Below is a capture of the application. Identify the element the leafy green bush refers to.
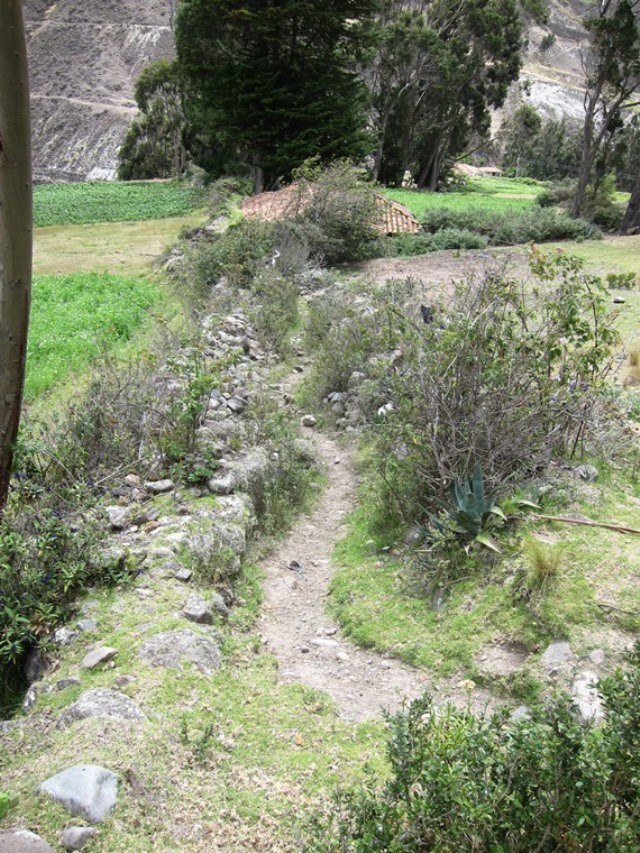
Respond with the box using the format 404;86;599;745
387;229;488;256
421;206;599;245
185;219;275;297
606;272;638;289
249;268;299;357
313;645;640;851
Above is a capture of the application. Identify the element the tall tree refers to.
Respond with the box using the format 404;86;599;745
571;0;640;217
0;0;32;514
620;171;640;233
175;0;377;193
118;60;188;180
369;0;523;188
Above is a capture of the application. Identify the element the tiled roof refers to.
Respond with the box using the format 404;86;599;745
241;183;420;235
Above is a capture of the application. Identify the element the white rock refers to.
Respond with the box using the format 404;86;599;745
38;765;118;823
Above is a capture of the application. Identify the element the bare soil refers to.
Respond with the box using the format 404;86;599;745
258;421;497;722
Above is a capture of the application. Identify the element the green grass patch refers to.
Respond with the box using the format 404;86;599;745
328;468;640;688
34;180;202;227
26;273;161;399
385;177;543;219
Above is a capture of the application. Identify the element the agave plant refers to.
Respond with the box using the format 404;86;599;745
444;463;506;551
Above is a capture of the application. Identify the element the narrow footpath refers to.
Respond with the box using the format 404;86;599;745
258;427;428;722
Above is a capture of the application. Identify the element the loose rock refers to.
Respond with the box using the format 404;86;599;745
144;479;175;494
105;506;130;531
138;630;221;674
53;627;78;646
59;689;145;728
37;765;118;823
60;827;97;852
80;647;118;670
174;567;193;582
572;670;604;724
182;595;213;625
301;415;317;428
540;641;577;674
0;830;54;852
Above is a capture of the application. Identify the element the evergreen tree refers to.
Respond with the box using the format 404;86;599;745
175;0;376;192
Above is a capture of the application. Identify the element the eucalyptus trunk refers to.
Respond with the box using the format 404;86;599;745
619;171;640;234
0;0;32;513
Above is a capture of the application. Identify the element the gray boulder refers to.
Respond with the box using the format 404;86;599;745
60;827;96;851
182;595;213;625
138;630;221;674
540;641;577;674
59;689;145;728
105;506;130;531
37;765;118;823
144;479;175;494
0;830;53;852
80;647;118;670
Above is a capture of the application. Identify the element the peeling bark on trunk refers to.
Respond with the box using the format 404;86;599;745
0;0;32;513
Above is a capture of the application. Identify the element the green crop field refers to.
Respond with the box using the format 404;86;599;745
26;273;160;400
34;180;202;228
385;177;544;218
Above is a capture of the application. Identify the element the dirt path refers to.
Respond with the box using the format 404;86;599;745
258;427;430;722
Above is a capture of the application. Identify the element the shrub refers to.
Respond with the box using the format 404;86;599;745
421;205;599;246
249;268;299;357
312;645;640;851
185;219;275;297
606;272;638;290
296;161;381;265
367;251;619;521
386;229;488;256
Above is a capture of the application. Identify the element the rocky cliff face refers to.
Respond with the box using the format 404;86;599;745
24;0;175;183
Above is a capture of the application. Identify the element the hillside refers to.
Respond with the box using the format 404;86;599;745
24;0;175;183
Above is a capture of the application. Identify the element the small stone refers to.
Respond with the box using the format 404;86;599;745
174;567;193;582
573;670;604;724
510;705;531;722
301;646;310;654
61;826;97;851
124;473;141;488
53;627;78;646
59;689;145;728
347;370;366;390
76;619;98;633
81;647;118;670
37;764;118;823
572;464;599;482
612;296;626;304
588;648;606;667
105;506;130;531
182;595;213;625
56;677;82;691
311;638;339;648
541;641;577;673
23;684;39;711
211;592;231;619
24;647;48;684
226;397;245;413
336;652;350;663
301;415;316;427
113;675;136;689
0;830;54;852
144;479;175;494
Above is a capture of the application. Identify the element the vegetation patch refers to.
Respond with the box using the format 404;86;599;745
385;177;543;219
26;273;160;399
34;181;202;228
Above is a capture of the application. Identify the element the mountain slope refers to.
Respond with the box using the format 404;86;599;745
24;0;175;182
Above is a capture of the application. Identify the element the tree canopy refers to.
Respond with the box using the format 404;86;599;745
368;0;523;188
175;0;377;191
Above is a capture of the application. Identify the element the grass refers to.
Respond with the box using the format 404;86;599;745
34;180;203;228
33;214;205;276
26;273;161;400
385;177;544;219
327;465;640;691
0;518;386;851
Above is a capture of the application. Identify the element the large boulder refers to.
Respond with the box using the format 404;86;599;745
59;689;145;728
0;830;54;852
37;765;118;824
138;630;221;674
